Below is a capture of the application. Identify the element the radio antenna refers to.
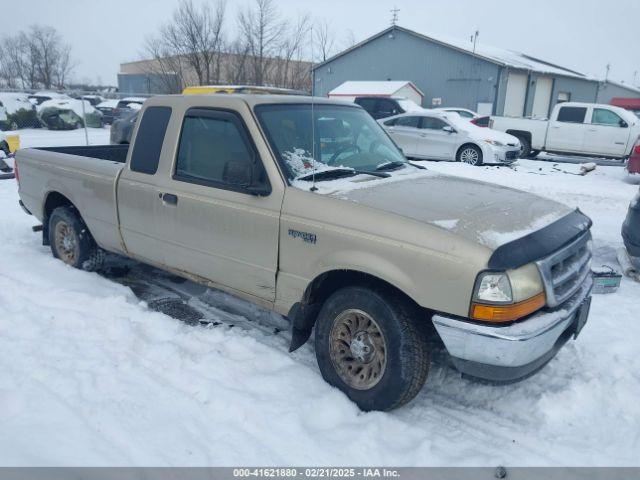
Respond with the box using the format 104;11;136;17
310;25;317;192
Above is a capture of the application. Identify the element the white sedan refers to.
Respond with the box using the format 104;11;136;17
379;111;521;166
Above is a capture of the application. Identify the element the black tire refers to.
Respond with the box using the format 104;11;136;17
456;144;483;166
48;206;104;271
314;286;430;411
517;136;532;158
526;149;540;159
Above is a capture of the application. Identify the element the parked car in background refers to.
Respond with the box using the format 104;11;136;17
110;109;138;144
0;93;40;130
96;99;119;125
380;111;520;166
354;96;423;119
28;91;69;106
627;137;640;175
114;97;145;119
490;102;640;159
433;107;479;119
610;97;640;119
82;95;105;107
622;188;640;270
38;99;103;130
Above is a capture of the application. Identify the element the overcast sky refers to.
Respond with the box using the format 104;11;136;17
5;0;640;87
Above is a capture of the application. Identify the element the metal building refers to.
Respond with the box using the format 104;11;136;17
313;26;611;118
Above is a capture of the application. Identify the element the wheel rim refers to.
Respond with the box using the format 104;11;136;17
329;309;387;390
54;221;79;265
460;148;479;165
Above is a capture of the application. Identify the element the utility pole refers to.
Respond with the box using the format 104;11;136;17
390;6;399;26
605;63;611;82
471;30;479;55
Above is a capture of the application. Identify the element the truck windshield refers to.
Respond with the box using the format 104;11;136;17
255;103;407;181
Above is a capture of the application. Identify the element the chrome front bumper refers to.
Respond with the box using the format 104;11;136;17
432;276;593;382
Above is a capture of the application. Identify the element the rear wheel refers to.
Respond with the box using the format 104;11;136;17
314;286;430;411
517;136;532;158
48;206;104;271
457;144;483;166
526;149;540;159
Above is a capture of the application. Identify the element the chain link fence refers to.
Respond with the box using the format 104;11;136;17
0;89;154;148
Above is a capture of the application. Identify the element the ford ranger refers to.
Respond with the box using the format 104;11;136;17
15;94;593;411
490;102;640;159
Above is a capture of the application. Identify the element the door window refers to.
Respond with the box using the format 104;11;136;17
129;106;172;174
420;117;449;130
174;110;265;191
592;108;624;126
394;116;420;128
556;106;587;123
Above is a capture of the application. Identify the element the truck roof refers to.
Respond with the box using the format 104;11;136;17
144;94;359;110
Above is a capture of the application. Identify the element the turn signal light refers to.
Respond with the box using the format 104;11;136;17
471;292;546;323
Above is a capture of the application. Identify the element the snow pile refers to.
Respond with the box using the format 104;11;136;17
0;93;34;114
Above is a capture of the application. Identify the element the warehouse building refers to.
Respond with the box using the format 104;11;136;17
313;26;640;118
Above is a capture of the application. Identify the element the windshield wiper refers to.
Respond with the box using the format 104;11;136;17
375;161;407;172
296;168;390;182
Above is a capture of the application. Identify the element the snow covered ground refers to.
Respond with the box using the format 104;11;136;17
1;130;640;466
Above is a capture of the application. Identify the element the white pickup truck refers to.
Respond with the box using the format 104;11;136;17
15;94;594;411
490;102;640;159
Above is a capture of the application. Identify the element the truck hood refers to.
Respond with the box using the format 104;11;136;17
333;173;572;250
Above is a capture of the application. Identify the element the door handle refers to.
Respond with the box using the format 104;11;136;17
160;193;178;205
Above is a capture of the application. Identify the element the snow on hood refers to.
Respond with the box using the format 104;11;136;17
37;98;99;117
328;172;572;250
97;99;118;109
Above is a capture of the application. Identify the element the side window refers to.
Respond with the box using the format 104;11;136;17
174;110;260;190
421;117;449;130
592;108;623;126
556;106;587;123
129;106;172;174
395;116;420;128
383;118;397;126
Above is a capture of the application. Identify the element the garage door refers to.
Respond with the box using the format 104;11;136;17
503;72;528;117
531;77;553;118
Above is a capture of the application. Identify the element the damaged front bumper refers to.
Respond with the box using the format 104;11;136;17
432;276;593;382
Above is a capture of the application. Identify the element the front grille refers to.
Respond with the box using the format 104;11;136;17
506;150;518;160
536;232;592;307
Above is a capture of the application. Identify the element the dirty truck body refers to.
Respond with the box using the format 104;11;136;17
16;94;593;411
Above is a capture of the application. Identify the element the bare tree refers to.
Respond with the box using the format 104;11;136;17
274;14;311;89
314;19;336;62
237;0;287;85
144;0;227;90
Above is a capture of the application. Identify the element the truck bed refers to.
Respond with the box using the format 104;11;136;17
36;144;129;163
16;145;127;255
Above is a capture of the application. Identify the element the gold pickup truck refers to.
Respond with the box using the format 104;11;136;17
15;94;593;411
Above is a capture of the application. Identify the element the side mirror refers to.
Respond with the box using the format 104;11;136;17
223;158;271;196
443;126;456;134
620;120;629;128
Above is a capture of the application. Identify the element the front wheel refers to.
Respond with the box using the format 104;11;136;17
457;144;483;166
48;206;104;271
314;286;430;411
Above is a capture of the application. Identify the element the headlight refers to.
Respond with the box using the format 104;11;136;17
475;272;512;303
471;265;546;323
484;139;505;147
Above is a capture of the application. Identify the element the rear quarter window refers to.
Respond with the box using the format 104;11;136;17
129;106;172;175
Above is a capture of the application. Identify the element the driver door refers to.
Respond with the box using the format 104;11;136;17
414;116;457;160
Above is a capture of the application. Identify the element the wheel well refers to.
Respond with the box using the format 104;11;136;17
456;142;482;159
506;130;532;144
288;269;436;351
42;192;75;245
0;141;9;154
